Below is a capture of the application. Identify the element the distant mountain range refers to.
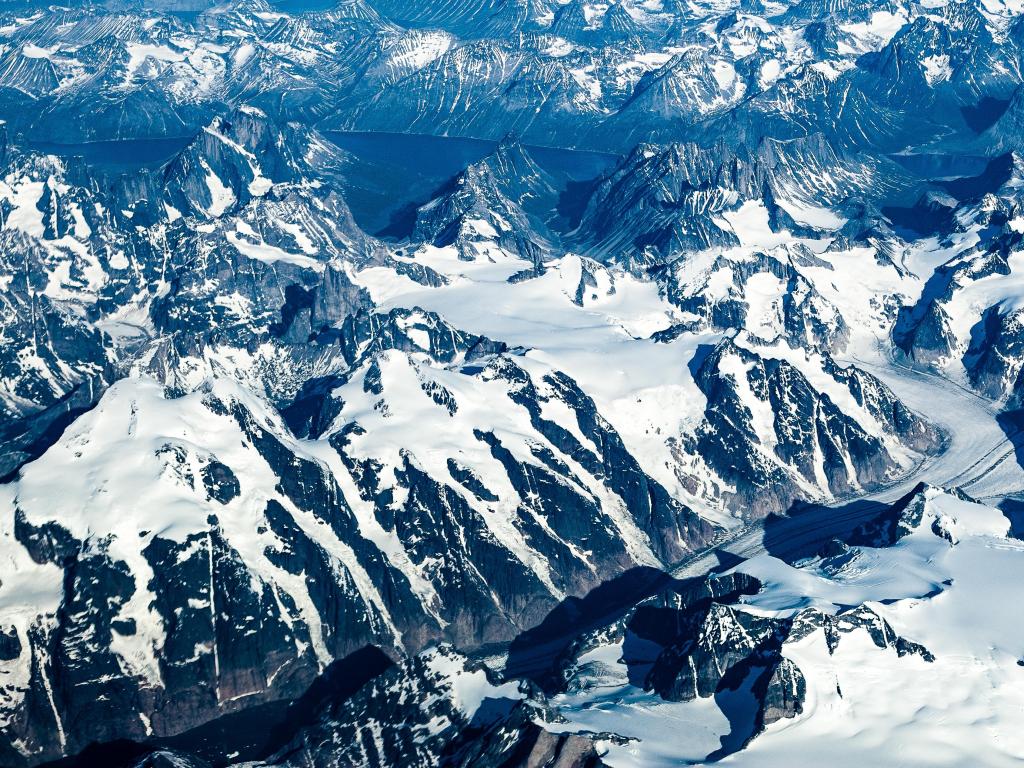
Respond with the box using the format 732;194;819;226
0;1;1023;766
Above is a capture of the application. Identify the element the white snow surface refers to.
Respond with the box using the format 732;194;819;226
5;375;406;689
354;247;715;510
423;646;524;721
552;489;1024;767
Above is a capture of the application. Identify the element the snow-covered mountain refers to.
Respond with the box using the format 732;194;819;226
0;0;1022;766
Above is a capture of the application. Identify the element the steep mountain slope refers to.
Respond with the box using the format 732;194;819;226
545;485;1024;767
180;486;1024;768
